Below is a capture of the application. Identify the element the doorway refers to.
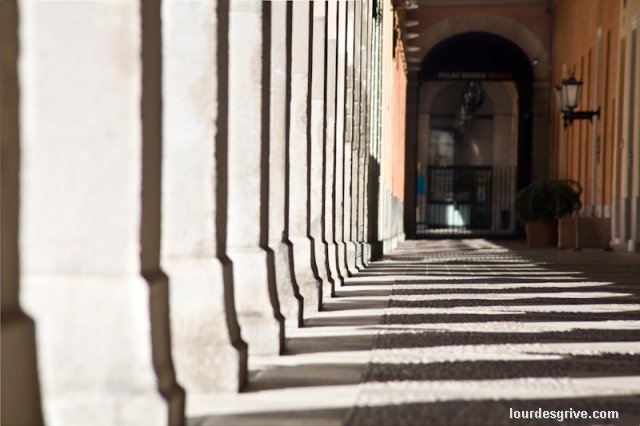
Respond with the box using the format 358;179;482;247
409;32;534;238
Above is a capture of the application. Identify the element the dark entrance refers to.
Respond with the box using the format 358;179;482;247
426;165;492;229
408;32;533;238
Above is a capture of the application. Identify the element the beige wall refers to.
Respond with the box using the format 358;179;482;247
379;1;408;245
551;0;639;250
550;0;621;211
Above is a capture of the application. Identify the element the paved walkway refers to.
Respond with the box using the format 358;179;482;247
190;240;640;426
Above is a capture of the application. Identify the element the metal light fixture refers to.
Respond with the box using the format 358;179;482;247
556;74;600;127
394;0;418;9
455;81;485;130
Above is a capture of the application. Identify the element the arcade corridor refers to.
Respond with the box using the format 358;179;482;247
2;0;640;425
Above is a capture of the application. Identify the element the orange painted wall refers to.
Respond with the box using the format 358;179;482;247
392;37;407;200
550;0;620;208
381;5;407;203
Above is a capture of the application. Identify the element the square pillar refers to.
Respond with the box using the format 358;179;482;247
288;1;323;314
309;0;333;300
161;0;247;390
0;1;44;423
357;0;372;266
334;0;350;282
19;1;182;423
350;0;364;272
343;0;359;275
268;1;304;327
323;1;343;290
227;0;284;355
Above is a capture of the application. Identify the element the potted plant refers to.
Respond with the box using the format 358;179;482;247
514;179;582;247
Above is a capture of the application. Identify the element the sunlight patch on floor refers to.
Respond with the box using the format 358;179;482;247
356;376;640;406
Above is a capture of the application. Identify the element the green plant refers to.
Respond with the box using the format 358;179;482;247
514;179;582;224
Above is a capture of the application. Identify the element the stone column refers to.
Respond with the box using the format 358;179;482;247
19;1;182;423
288;1;322;313
140;3;186;420
347;2;362;273
350;0;364;272
368;5;383;260
268;1;304;327
1;1;44;423
227;0;284;355
358;1;371;266
161;0;247;390
334;0;349;282
309;0;333;299
323;1;342;291
343;0;359;275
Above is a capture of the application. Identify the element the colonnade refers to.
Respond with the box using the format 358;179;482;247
0;0;407;424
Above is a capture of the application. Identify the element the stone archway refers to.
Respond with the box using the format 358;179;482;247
404;15;552;237
414;80;520;235
413;14;550;81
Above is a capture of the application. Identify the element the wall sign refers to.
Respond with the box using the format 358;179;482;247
436;71;513;80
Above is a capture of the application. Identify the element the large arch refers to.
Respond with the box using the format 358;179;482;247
415;80;520;235
411;14;550;81
404;15;552;238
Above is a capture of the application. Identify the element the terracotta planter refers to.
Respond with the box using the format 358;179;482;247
558;218;577;249
576;217;611;249
557;217;612;249
525;221;558;247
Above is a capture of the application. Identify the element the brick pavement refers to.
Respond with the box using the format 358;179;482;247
191;239;640;426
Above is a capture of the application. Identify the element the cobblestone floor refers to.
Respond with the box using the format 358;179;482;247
190;239;640;426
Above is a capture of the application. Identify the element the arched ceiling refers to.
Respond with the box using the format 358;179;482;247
419;32;534;83
396;2;552;81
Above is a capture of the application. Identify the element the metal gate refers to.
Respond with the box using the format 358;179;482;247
416;165;516;237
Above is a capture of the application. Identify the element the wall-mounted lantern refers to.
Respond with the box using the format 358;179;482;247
455;81;485;130
555;74;600;127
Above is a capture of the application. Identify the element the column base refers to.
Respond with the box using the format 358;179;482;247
361;242;372;265
335;241;349;286
290;237;322;314
22;275;178;425
228;248;284;356
325;241;342;293
164;258;247;391
627;239;640;252
631;196;640;246
313;239;334;300
1;310;44;425
268;240;303;328
382;233;404;255
369;241;384;260
355;242;366;270
618;197;632;242
345;241;359;276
